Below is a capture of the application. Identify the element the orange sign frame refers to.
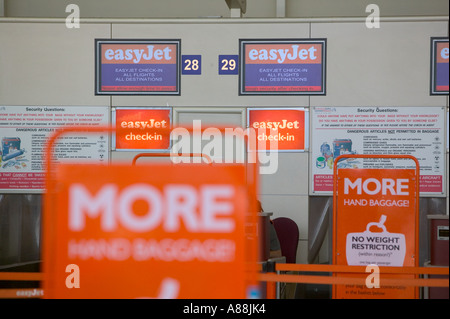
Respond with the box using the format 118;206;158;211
43;126;259;299
332;154;420;299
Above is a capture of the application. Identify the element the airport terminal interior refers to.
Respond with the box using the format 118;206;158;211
0;0;448;299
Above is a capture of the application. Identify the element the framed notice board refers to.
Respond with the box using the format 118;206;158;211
95;39;181;95
239;38;326;95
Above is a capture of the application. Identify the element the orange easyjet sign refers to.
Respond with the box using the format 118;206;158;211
333;168;419;299
247;108;308;151
113;107;171;151
43;163;258;298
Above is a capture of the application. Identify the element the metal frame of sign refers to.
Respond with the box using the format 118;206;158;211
111;107;172;152
239;38;327;95
95;39;181;95
246;107;309;152
430;37;449;95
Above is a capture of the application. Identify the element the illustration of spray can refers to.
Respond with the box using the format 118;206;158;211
320;142;330;156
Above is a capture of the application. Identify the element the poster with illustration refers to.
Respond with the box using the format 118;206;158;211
0;106;109;192
95;39;181;95
311;106;445;195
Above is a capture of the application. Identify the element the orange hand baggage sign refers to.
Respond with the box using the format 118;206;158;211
43;163;259;299
333;155;420;299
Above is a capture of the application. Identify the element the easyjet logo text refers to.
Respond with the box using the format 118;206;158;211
104;46;173;63
68;184;236;233
247;45;319;64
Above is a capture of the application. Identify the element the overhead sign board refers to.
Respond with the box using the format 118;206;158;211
239;39;326;95
311;106;446;195
430;37;449;95
95;39;181;95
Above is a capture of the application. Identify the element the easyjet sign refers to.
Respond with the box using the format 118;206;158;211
113;107;171;151
247;108;308;151
43;163;258;299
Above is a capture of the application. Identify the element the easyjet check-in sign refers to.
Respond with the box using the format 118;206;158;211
334;168;418;299
247;108;308;151
43;163;258;298
113;107;171;151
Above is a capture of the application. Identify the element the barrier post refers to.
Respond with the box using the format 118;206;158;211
263;260;277;299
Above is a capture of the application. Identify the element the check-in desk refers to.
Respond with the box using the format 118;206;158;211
258;212;272;261
258;212;286;298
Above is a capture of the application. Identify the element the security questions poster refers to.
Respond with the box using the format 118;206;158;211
0;106;109;191
311;106;446;195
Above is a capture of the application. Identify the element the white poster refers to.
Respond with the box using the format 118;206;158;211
311;106;446;195
0;106;109;192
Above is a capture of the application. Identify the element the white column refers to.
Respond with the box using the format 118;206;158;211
276;0;286;18
225;0;246;18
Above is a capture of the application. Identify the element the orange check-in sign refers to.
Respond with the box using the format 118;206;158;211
114;107;171;151
43;163;258;298
334;168;418;299
247;108;307;151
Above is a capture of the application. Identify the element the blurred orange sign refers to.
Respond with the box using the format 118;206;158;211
114;107;171;151
333;168;418;299
43;163;258;298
